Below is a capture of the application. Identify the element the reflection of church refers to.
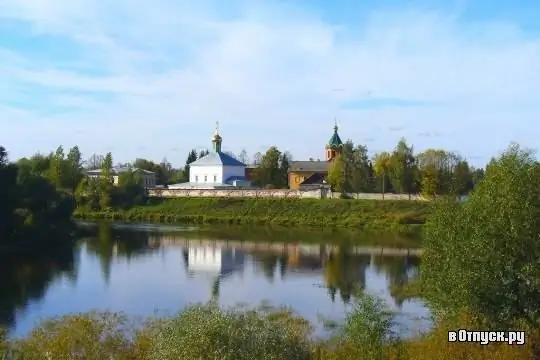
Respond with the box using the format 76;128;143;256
183;245;245;299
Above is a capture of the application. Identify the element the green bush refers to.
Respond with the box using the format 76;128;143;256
2;300;538;359
149;304;313;360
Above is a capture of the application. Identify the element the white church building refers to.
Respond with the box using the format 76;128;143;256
168;123;251;189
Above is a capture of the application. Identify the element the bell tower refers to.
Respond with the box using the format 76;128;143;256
325;118;343;161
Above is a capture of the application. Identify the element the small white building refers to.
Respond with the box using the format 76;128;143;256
168;123;251;189
86;167;156;188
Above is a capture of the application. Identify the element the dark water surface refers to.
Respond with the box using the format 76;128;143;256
1;222;430;338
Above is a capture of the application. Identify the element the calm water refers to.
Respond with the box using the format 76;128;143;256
1;222;430;338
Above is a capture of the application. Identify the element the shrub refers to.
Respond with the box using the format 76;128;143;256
148;304;313;360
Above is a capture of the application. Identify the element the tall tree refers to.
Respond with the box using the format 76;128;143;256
238;149;249;164
101;152;113;183
252;152;262;165
423;144;540;330
257;146;282;188
65;146;83;191
388;138;417;195
86;154;104;170
278;151;291;188
0;147;18;238
183;149;198;182
99;153;114;210
372;151;392;197
327;155;346;193
198;149;209;158
452;160;473;196
48;146;65;189
349;144;373;193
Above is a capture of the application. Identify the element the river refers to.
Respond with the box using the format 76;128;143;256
0;221;431;338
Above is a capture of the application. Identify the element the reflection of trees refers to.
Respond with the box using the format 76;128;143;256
84;222;156;284
372;254;421;307
278;254;287;280
323;247;370;304
0;246;76;330
211;277;220;301
251;252;279;282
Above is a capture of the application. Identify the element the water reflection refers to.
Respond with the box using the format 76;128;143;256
0;247;76;329
2;222;429;338
84;222;162;284
184;246;246;300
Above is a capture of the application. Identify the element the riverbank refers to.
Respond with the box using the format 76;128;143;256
1;302;535;359
73;197;431;235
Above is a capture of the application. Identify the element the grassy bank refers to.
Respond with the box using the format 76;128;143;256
73;197;431;235
2;300;536;360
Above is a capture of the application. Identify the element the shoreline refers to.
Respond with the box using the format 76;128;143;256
73;197;431;236
77;219;424;247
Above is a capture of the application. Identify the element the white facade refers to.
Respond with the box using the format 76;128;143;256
189;164;246;185
189;165;224;184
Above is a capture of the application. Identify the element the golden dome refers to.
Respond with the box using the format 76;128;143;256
212;121;222;142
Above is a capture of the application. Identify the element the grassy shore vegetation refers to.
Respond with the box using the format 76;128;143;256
74;197;432;234
3;144;540;359
1;298;536;360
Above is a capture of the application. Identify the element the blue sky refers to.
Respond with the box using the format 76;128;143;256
1;0;539;167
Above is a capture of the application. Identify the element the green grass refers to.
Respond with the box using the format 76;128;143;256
74;197;432;235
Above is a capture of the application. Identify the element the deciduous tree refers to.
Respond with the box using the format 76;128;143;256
422;144;540;329
327;154;346;193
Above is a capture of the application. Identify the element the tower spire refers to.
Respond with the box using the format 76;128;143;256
326;118;343;161
212;122;222;152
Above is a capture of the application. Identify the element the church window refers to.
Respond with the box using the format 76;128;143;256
204;175;207;182
213;175;217;182
195;176;198;182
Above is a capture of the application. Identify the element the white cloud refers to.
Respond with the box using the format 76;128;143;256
1;1;539;166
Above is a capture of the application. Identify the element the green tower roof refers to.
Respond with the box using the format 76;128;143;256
327;123;343;148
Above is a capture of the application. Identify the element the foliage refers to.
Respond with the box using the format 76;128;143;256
327;155;346;193
2;300;536;359
0;146;75;247
422;144;540;329
328;294;397;360
388;138;417;194
149;304;312;360
372;151;392;195
134;157;182;185
251;147;291;188
183;149;198;182
74;197;431;234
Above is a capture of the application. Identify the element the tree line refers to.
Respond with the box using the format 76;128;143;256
0;146;75;247
4;137;488;209
327;137;485;197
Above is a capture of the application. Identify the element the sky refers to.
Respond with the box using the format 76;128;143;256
1;0;539;167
